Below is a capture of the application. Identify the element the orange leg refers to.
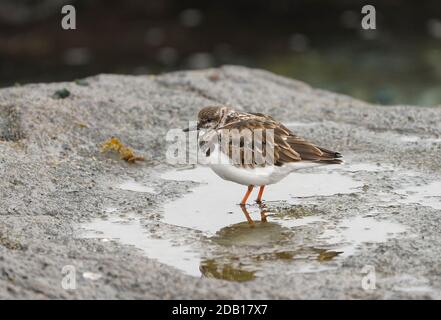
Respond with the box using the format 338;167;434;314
256;186;265;203
240;185;254;205
240;204;255;226
258;202;268;222
260;211;267;223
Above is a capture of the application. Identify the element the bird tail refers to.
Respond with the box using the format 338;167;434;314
314;147;343;164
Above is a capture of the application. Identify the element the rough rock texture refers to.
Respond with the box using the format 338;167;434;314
1;65;441;299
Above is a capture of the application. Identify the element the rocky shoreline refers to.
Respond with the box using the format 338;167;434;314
1;66;441;299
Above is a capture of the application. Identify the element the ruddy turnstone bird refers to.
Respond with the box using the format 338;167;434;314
184;106;343;205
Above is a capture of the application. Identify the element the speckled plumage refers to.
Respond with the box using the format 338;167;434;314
194;105;343;204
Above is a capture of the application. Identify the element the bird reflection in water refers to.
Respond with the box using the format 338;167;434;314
240;203;268;226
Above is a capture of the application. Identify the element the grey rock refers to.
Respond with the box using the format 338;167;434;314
1;65;441;299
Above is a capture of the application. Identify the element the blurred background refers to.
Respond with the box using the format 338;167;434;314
1;0;441;106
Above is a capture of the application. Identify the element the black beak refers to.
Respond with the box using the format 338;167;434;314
183;123;200;132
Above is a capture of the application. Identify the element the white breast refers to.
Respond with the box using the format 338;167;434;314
200;144;292;186
199;143;330;186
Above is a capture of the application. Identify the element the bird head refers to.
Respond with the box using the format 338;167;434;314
183;105;228;131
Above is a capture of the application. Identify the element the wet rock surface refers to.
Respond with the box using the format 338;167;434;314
1;66;441;299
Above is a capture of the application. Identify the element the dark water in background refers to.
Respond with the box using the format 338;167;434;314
262;38;441;106
1;0;441;107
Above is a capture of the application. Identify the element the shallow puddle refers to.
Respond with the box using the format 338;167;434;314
81;213;201;276
118;180;155;193
320;216;406;257
340;163;393;172
398;135;441;144
79;164;413;282
199;259;257;281
161;166;362;234
80;211;341;280
396;181;441;210
392;275;435;295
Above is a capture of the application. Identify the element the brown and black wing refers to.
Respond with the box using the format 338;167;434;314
219;113;342;166
277;121;342;164
218;115;300;167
